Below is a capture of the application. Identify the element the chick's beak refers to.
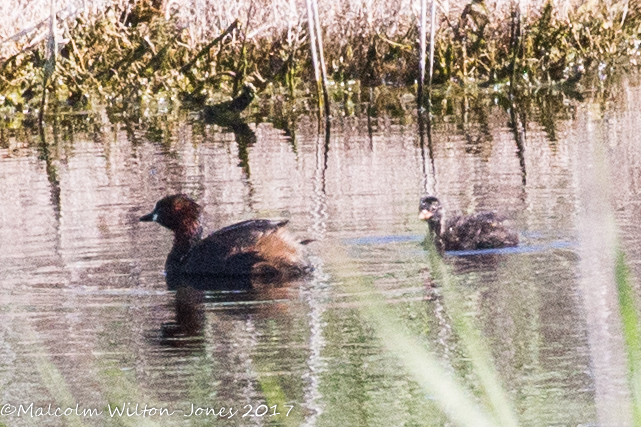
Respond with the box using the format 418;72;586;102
418;209;433;220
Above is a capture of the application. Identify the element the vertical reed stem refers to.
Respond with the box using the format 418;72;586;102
40;0;57;128
509;0;521;86
233;0;254;96
429;0;436;84
417;0;427;107
419;0;437;193
305;0;330;118
305;0;321;109
311;0;330;118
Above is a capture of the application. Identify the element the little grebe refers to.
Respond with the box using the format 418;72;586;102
140;194;310;283
419;196;519;251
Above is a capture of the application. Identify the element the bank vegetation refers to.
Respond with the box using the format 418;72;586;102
0;0;639;123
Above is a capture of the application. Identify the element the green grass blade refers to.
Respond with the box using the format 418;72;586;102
423;236;519;427
616;247;641;426
329;245;500;427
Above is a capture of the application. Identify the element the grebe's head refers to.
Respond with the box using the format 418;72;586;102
140;194;202;232
418;196;442;223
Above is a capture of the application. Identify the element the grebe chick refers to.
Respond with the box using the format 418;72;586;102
419;196;519;251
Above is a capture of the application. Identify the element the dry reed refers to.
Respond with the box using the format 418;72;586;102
0;0;639;117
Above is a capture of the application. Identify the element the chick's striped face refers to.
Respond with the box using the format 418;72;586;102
419;197;441;221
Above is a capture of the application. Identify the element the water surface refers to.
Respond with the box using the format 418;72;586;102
1;80;641;426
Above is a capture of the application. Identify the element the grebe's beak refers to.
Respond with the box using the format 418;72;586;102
418;209;433;220
139;211;156;222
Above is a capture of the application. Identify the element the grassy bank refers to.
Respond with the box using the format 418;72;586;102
0;0;639;121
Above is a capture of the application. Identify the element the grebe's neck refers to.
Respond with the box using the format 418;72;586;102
166;221;203;271
427;217;445;252
427;218;442;237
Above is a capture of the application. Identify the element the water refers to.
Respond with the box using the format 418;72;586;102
2;79;641;426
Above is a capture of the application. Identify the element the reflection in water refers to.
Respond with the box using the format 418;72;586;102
160;280;302;345
418;109;436;195
304;123;331;426
4;80;641;425
344;234;571;255
38;117;61;214
207;117;258;208
311;121;330;241
166;273;254;292
202;117;258;181
574;104;633;425
446;241;572;256
160;286;205;344
506;89;528;187
300;257;329;426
